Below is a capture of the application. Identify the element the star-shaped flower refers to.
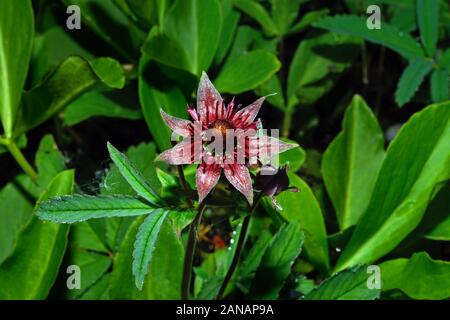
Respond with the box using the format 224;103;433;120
156;72;297;205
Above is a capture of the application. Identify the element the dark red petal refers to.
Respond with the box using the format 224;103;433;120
196;163;222;203
255;135;298;164
160;109;193;137
231;96;266;128
224;164;253;205
156;139;201;165
197;72;223;126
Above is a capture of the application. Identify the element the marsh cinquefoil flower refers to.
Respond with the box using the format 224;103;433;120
156;72;297;205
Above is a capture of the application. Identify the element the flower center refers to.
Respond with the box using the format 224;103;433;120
212;120;232;137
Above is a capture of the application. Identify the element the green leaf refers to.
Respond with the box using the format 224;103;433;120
62;0;143;61
109;216;183;299
35;134;66;189
417;0;439;56
143;0;222;75
214;0;240;65
65;250;112;299
278;139;306;172
264;173;330;273
430;68;449;103
336;102;450;271
139;55;188;151
14;56;125;137
288;9;330;35
287;30;360;107
304;265;380;300
395;57;433;107
0;170;74;299
133;209;169;289
249;222;304;299
270;0;303;36
78;273;111;300
314;15;424;60
63;90;142;126
380;252;450;299
233;0;277;36
107;142;162;206
101;142;161;198
0;0;34;138
36;195;155;224
322;95;385;230
90;58;125;89
426;216;450;240
0;174;36;264
215;50;281;94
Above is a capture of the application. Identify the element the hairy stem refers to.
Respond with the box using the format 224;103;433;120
216;195;263;299
181;200;206;300
4;139;38;184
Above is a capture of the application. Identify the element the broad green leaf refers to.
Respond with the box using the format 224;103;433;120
107;142;162;205
0;0;34;138
133;209;169;289
62;0;143;61
430;69;449;103
427;216;450;240
64;250;112;299
36;195;155;224
304;265;380;300
249;223;304;299
214;0;240;65
35;134;66;189
417;0;439;56
78;273;111;300
288;9;330;35
278;139;306;172
169;209;196;235
143;0;222;76
322;95;385;230
0;174;36;264
395;58;433;107
109;216;183;299
90;58;126;89
264;173;330;273
125;0;171;27
63;90;142;125
0;170;74;299
270;0;303;36
215;50;281;94
336;102;450;271
235;230;272;293
387;182;450;255
287;30;360;108
14;56;125;137
233;0;277;36
139;55;188;151
380;252;450;299
70;222;109;254
314;15;424;60
255;75;285;110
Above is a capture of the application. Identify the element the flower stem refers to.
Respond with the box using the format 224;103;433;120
282;107;293;138
3;139;38;184
181;200;206;300
216;195;263;299
177;165;193;207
